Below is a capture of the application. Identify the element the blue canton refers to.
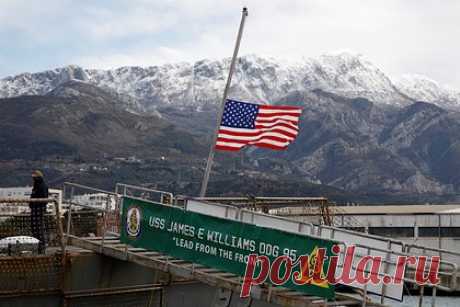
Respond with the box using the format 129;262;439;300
221;99;259;129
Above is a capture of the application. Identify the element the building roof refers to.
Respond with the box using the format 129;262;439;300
274;204;460;216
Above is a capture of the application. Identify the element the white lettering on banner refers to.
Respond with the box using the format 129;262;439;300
234;253;250;263
149;216;165;229
167;221;195;237
206;230;256;252
219;248;233;260
148;215;297;265
173;237;194;250
195;242;218;255
197;228;205;239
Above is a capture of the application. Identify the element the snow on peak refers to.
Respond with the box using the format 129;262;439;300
299;52;402;104
0;65;90;98
1;53;459;111
56;65;90;83
395;74;460;109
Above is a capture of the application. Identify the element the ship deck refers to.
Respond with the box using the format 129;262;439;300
66;235;383;307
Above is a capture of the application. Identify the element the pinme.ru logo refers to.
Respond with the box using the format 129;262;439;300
240;244;440;297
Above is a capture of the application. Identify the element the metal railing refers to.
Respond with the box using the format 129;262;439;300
62;183;121;253
0;197;65;256
115;183;173;205
184;197;460;297
60;183;460;304
63;182;174;238
62;182;176;251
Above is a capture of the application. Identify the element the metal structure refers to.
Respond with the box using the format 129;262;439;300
2;184;460;306
115;183;173;205
185;199;460;301
0;197;65;301
196;196;333;225
0;198;65;256
63;183;375;306
63;183;460;306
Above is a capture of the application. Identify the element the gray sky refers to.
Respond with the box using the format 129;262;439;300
1;0;459;88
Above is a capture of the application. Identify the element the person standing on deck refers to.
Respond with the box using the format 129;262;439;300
30;170;49;254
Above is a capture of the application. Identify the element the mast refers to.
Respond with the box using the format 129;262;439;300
199;7;249;197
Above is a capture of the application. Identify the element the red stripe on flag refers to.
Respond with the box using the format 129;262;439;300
255;118;298;124
257;112;302;117
218;128;297;138
217;135;292;144
259;105;302;111
218;129;262;137
255;122;299;131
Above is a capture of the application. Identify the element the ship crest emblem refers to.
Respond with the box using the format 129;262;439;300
126;206;142;237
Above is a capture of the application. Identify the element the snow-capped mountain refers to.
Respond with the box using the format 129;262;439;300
1;52;459;111
2;54;460;199
0;65;90;98
395;74;460;110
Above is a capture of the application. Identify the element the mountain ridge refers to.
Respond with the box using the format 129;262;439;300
1;53;459;112
0;81;206;160
1;54;460;200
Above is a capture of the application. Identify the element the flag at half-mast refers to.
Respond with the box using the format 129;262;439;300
215;99;302;151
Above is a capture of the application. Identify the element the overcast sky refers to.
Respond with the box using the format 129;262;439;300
1;0;459;88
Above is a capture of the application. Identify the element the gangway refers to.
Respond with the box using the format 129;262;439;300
63;183;374;306
61;183;460;307
66;235;371;307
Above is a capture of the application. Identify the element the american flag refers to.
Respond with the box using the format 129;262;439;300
215;99;302;151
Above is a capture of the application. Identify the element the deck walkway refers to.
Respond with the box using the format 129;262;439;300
67;235;383;307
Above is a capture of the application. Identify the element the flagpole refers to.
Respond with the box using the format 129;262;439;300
199;7;249;197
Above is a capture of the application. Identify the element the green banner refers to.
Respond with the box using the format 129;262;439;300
120;197;335;299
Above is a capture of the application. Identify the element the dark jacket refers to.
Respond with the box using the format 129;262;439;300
30;177;49;207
